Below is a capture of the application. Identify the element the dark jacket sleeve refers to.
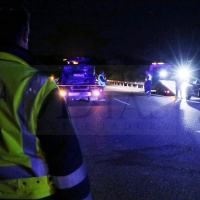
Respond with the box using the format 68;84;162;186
36;88;91;200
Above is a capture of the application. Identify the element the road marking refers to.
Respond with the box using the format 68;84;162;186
174;98;200;104
108;85;143;92
174;99;181;103
114;98;130;105
187;100;200;104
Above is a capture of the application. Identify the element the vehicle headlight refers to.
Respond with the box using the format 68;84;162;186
177;68;191;79
159;70;168;78
92;89;100;96
59;89;67;97
175;63;195;80
50;76;54;80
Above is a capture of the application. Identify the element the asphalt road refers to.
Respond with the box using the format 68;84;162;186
67;85;200;200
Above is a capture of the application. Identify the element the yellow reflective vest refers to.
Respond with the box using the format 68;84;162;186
0;51;57;199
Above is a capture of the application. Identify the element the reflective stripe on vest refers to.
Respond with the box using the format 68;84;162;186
0;72;49;179
0;175;55;199
98;74;106;86
52;162;87;189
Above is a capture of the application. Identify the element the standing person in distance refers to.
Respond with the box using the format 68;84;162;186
98;70;106;101
174;70;186;99
145;70;152;96
175;78;183;99
0;0;91;199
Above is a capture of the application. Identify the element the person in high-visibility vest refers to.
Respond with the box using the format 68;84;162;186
144;70;152;96
0;1;91;199
98;71;106;100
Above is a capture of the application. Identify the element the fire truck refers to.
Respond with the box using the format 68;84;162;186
58;57;103;102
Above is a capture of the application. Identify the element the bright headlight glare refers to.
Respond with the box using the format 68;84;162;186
92;90;100;96
178;69;189;78
177;68;190;79
50;76;54;80
60;90;67;97
159;70;167;78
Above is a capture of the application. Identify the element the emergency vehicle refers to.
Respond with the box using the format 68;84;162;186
149;62;174;95
149;62;196;98
58;57;103;102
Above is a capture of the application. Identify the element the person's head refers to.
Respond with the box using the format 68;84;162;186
145;71;149;74
0;0;30;49
100;71;104;75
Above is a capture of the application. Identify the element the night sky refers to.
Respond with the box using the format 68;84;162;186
27;0;200;64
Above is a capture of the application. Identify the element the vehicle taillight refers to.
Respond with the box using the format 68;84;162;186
165;90;170;94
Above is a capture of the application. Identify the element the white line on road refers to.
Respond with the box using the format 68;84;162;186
196;130;200;133
174;99;181;103
107;85;143;92
114;98;130;105
187;100;200;104
174;98;200;104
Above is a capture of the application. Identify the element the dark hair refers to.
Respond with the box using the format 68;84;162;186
0;0;30;44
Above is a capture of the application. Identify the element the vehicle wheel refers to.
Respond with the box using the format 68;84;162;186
87;97;90;102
